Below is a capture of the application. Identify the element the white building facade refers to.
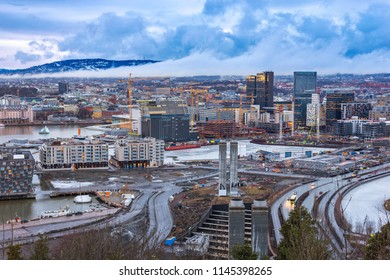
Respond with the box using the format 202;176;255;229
39;140;109;171
112;137;164;168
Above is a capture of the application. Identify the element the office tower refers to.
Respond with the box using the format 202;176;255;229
326;90;355;126
58;82;69;94
246;71;274;112
295;90;314;127
141;99;192;142
293;71;317;127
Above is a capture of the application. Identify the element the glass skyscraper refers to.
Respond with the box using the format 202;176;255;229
293;71;317;127
246;71;274;112
326;90;355;126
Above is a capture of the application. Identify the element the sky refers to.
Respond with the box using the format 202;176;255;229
0;0;389;76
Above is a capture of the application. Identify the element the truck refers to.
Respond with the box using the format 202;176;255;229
165;237;176;246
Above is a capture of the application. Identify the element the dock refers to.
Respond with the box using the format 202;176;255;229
49;189;96;198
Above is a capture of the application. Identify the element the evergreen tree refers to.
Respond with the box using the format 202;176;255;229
230;243;258;260
277;206;330;260
30;234;50;260
365;223;390;260
7;243;23;260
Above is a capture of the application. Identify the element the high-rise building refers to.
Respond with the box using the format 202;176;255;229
306;93;326;127
293;71;317;127
295;90;314;127
58;82;69;95
0;148;35;199
246;71;274;112
325;90;355;126
141;99;195;142
293;71;317;96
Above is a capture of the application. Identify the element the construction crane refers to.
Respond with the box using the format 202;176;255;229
246;92;256;126
223;95;252;127
190;88;208;131
291;96;295;137
117;74;134;133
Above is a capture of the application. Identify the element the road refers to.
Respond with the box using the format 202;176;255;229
147;183;182;245
271;162;390;258
2;166;227;250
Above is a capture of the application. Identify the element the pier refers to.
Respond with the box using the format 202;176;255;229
49;189;97;198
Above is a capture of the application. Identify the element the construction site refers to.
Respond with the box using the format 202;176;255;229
167;140;310;259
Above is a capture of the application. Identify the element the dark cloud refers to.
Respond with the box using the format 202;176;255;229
60;13;157;59
345;4;390;57
4;0;388;73
0;11;79;35
14;51;41;64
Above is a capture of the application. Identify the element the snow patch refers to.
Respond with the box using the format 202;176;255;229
51;180;94;189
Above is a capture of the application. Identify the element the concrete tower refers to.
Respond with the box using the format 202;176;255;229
218;142;227;196
251;199;269;259
229;141;239;196
228;199;245;256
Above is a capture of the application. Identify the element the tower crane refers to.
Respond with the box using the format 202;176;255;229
117;73;134;133
190;88;208;131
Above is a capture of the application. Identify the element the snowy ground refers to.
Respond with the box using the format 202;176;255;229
342;175;390;233
164;140;334;164
51;180;95;189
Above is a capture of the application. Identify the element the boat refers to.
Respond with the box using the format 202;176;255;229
74;128;86;140
74;135;86;140
41;206;70;219
74;194;92;203
165;143;201;151
0;123;5;128
39;126;50;134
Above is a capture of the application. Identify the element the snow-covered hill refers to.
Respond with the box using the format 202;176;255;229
0;59;159;76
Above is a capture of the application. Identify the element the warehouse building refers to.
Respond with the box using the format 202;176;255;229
293;155;355;171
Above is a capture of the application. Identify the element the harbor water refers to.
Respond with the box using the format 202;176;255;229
0;124;105;222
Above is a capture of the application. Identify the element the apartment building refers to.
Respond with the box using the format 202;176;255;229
39;140;109;171
112;137;164;168
0;148;35;199
0;95;33;124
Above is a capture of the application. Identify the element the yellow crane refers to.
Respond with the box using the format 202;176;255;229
190;88;208;131
117;74;134;133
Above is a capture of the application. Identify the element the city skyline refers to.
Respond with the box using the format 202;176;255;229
0;0;389;76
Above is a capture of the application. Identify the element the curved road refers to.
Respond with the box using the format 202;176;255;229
271;162;390;258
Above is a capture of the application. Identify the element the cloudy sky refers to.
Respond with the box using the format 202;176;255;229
0;0;389;76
